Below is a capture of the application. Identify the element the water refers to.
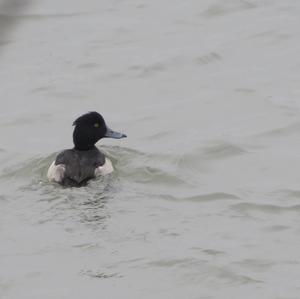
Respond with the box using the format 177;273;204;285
1;0;300;298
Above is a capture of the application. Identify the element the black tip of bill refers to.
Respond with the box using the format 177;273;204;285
105;128;127;139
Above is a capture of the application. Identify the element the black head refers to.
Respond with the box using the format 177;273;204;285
72;111;126;150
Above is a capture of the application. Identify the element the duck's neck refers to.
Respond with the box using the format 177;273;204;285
73;126;97;151
73;144;96;151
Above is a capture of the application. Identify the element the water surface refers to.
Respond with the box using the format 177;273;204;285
1;0;300;298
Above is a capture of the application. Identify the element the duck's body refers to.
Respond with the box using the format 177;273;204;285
47;146;113;186
47;112;126;186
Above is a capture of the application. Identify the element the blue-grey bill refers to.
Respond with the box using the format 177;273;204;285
105;127;127;139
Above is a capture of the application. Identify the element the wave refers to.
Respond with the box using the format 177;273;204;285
160;192;239;203
231;202;300;215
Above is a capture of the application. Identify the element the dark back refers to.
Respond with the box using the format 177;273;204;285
55;147;105;186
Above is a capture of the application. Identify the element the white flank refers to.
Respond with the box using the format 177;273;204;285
47;161;66;183
94;158;114;176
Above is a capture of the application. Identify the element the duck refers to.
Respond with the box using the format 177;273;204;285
47;111;126;186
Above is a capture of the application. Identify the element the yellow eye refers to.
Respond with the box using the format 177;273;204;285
94;123;100;128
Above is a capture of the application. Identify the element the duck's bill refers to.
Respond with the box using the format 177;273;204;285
105;127;127;139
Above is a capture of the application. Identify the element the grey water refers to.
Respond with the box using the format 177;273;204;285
1;0;300;298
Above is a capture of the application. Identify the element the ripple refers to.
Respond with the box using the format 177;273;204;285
263;225;290;232
0;12;89;21
253;122;300;139
127;56;185;78
249;29;291;44
136;63;166;77
201;249;225;256
103;146;191;187
231;202;300;215
201;141;247;160
161;192;239;203
0;154;53;181
210;269;263;285
80;270;122;279
23;182;113;228
190;247;225;256
147;257;199;268
200;0;257;18
194;52;222;66
0;150;117;228
2;145;195;202
147;257;262;285
0;144;204;197
146;131;174;140
275;189;300;199
2;146;179;187
234;258;275;272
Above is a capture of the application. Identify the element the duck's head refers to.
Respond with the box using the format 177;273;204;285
72;111;126;150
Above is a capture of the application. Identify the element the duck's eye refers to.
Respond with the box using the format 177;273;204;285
94;123;100;128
